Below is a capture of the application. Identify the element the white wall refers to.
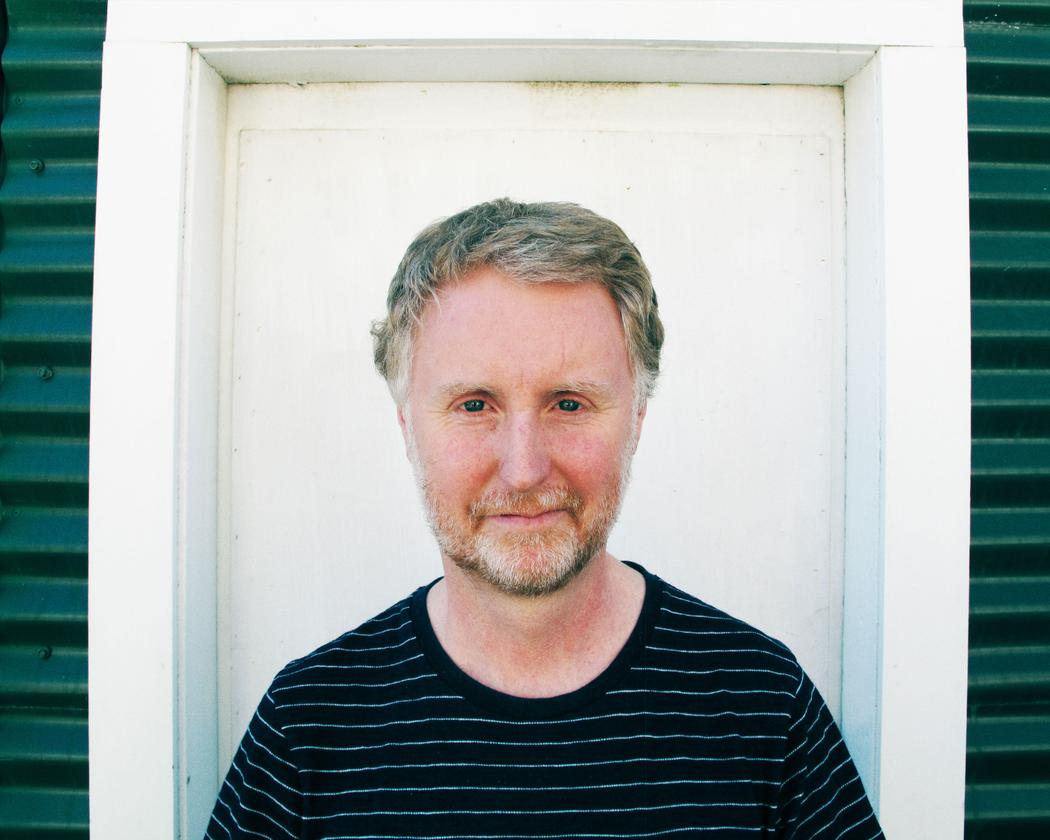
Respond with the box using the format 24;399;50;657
89;3;970;838
221;81;847;759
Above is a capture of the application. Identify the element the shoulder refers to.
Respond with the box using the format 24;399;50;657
269;593;421;696
645;573;804;692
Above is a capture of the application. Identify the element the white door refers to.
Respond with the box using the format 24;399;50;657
220;81;845;762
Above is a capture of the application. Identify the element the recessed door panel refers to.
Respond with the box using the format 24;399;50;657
222;82;845;761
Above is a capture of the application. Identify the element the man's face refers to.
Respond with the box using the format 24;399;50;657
399;266;645;597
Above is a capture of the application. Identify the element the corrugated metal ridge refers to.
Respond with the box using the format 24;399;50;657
965;1;1050;836
0;1;103;838
967;1;1050;27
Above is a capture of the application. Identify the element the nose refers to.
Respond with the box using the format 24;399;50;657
497;412;551;491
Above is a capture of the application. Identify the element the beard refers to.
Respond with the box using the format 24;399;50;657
409;442;633;598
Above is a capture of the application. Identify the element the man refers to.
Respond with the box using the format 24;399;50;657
206;199;883;838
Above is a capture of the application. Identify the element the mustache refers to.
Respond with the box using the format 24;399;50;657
469;486;585;520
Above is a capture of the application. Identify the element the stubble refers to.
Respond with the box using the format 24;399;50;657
408;438;633;597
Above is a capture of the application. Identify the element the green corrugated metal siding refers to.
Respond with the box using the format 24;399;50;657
966;1;1050;836
0;0;103;836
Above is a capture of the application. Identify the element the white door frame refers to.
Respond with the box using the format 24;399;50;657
88;3;971;838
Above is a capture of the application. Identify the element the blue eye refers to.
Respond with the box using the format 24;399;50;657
558;399;581;412
462;399;486;413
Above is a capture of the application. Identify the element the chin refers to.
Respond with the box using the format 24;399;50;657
453;530;601;598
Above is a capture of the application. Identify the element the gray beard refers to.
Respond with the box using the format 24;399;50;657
410;452;633;598
430;487;614;597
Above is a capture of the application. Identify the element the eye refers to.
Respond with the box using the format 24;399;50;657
461;399;486;413
557;399;582;412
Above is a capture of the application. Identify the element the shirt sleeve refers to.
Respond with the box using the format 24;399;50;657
776;671;884;839
205;688;303;839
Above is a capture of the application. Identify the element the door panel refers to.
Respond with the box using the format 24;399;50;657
222;82;845;760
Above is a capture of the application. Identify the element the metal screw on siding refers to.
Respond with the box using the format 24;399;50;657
38;366;53;381
37;645;52;660
29;158;45;173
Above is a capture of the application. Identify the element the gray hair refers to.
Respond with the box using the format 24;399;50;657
371;198;664;406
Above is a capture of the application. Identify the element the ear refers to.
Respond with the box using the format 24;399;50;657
396;404;413;458
631;400;647;454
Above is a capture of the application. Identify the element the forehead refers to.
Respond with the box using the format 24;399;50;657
409;266;632;393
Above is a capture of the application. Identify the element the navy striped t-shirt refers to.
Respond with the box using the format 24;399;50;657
206;565;883;839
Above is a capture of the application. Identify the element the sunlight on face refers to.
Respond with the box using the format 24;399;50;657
401;267;644;597
407;436;634;596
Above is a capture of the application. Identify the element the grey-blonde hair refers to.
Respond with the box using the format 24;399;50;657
371;198;664;405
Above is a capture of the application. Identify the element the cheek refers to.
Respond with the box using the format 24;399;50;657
553;429;626;486
419;430;494;489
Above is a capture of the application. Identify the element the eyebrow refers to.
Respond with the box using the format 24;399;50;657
433;382;496;403
553;379;615;400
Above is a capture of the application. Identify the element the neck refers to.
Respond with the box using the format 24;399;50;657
426;553;646;698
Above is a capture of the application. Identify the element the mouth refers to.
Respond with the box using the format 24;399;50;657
486;509;567;528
